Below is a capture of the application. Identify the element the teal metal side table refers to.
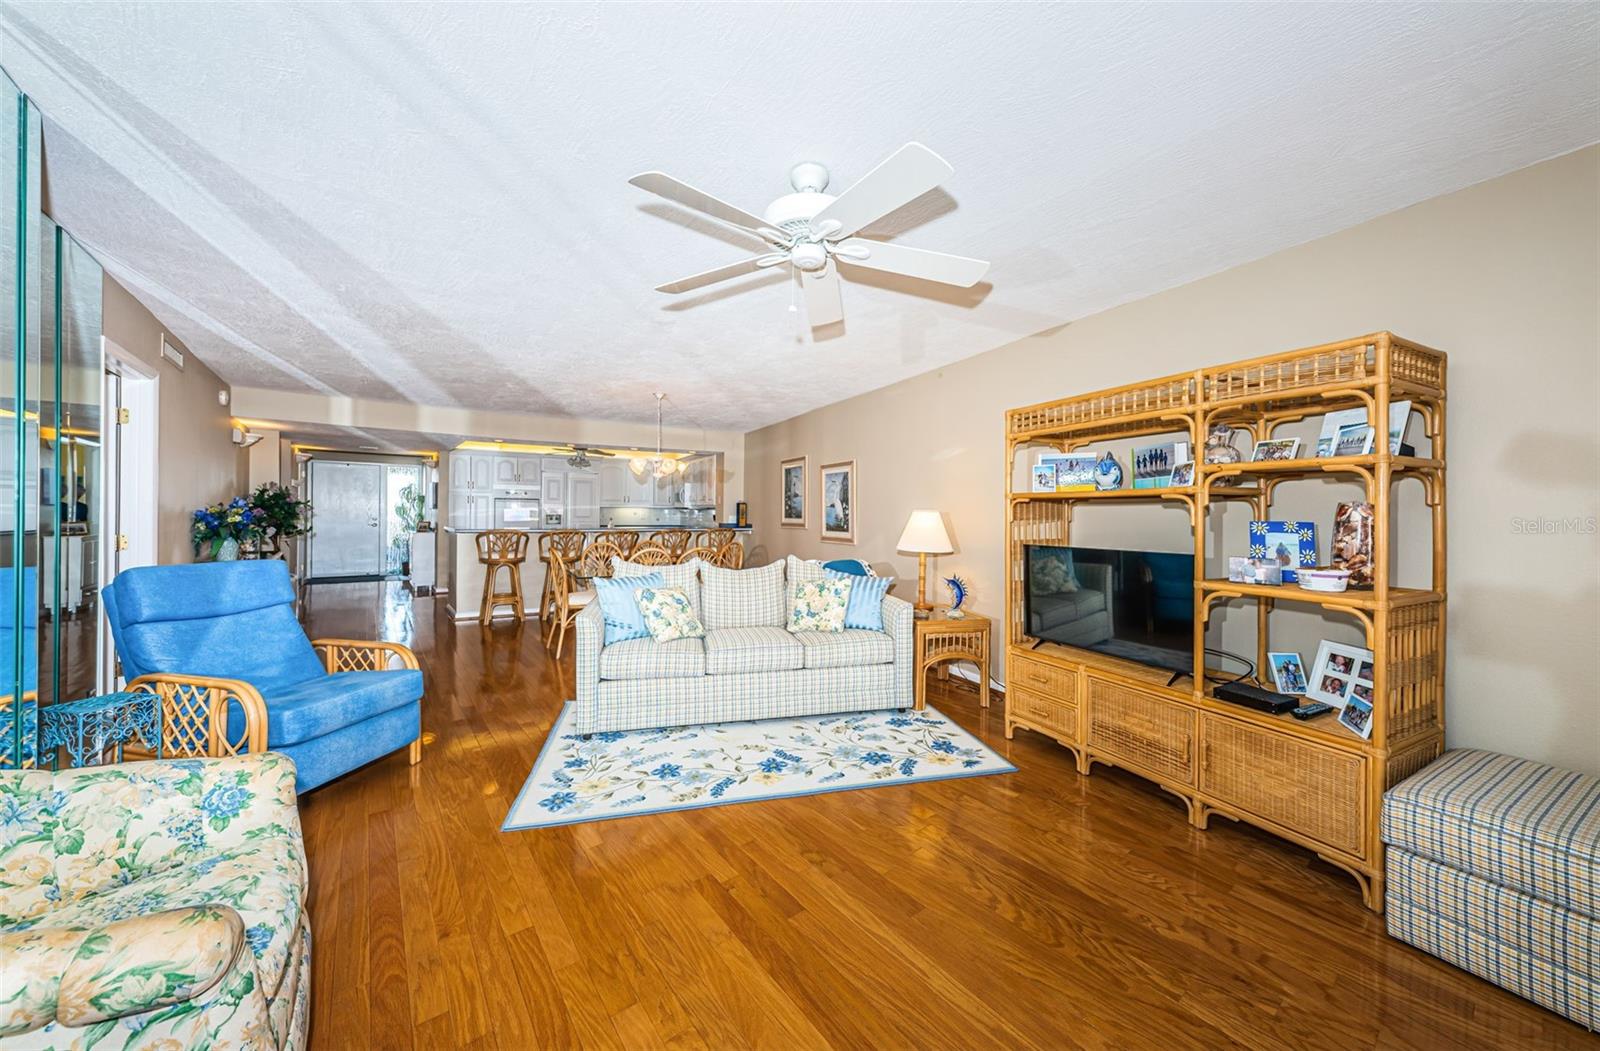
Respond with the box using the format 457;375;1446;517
40;691;160;768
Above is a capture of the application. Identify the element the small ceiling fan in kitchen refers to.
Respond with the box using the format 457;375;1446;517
552;444;616;469
628;142;988;332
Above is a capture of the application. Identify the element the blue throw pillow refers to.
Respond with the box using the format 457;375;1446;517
593;571;664;644
825;569;891;631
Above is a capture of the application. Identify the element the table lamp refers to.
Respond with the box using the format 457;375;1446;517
896;509;953;617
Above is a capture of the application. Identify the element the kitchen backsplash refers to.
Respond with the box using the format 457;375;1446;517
602;504;716;528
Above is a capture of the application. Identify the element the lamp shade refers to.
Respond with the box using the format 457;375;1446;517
896;510;953;554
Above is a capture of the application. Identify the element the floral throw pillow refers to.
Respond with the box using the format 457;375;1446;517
787;578;851;634
635;586;705;643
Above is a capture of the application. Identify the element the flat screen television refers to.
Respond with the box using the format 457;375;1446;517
1023;545;1194;674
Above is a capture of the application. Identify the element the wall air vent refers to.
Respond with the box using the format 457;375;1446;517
159;335;185;370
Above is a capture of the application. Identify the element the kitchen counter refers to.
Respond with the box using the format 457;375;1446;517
441;525;751;534
443;525;750;622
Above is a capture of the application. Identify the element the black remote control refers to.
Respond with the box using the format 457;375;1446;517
1291;702;1336;720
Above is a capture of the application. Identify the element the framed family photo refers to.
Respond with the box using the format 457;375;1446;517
780;456;807;527
820;459;855;543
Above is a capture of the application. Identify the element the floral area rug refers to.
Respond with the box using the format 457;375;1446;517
502;704;1015;830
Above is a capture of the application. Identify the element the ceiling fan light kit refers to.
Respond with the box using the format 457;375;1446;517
629;142;989;333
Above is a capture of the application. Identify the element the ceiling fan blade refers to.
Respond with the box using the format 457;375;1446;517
801;266;843;327
629;171;772;234
807;142;954;240
834;238;989;287
654;256;778;294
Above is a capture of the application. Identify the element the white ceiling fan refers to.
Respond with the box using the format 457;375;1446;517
629;142;989;331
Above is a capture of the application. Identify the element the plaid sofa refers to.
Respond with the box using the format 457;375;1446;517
1382;749;1599;1030
572;558;914;733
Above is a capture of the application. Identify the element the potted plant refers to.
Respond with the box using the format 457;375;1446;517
393;482;425;575
248;482;311;558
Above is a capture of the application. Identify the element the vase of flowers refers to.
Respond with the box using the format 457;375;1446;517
192;496;265;561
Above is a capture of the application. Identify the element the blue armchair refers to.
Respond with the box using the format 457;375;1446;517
103;560;424;793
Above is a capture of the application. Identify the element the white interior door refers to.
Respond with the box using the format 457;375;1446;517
309;461;384;577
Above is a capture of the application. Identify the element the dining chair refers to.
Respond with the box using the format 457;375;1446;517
538;530;587;625
715;539;745;569
678;545;721;566
544;554;595;660
627;543;674;567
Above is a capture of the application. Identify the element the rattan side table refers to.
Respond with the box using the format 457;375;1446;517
912;609;991;711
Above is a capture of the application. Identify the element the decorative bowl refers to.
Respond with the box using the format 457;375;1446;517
1298;567;1352;593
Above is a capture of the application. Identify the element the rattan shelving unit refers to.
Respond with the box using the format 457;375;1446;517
1003;333;1447;911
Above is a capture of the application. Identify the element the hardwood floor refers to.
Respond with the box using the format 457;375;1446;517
297;582;1590;1050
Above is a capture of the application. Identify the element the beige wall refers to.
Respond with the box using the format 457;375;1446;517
747;146;1599;776
102;276;247;563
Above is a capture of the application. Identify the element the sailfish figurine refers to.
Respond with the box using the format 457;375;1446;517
944;575;969;618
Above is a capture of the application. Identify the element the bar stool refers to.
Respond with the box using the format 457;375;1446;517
593;529;640;558
537;530;586;625
649;528;693;561
476;530;530;625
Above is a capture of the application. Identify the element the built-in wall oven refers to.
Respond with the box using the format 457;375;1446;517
493;488;541;529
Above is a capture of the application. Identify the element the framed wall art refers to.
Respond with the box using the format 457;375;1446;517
820;459;855;544
780;456;807;527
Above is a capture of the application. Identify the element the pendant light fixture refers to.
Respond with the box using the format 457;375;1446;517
630;393;688;479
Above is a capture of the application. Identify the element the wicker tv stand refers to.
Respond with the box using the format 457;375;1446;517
1004;333;1447;911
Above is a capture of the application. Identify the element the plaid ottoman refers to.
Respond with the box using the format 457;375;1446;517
1383;749;1599;1029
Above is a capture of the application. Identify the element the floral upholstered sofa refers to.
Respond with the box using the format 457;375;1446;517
0;753;309;1049
573;554;914;734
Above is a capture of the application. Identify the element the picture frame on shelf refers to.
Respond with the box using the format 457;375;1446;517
1040;454;1097;492
1250;437;1301;462
820;459;855;544
1169;460;1195;487
780;456;807;527
1248;520;1316;582
1132;441;1190;489
1031;461;1057;493
1314;401;1413;457
1267;651;1309;695
1307;640;1376;715
1339;692;1375;739
1333;423;1376;457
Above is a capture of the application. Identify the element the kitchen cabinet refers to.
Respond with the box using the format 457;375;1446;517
541;470;565;507
598;460;629;505
448;492;492;530
655;472;680;507
567;473;600;528
628;470;655;506
448;451;494;493
493;454;541;490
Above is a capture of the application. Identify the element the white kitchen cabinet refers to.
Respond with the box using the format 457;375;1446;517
628;469;655;506
448;492;492;530
541;470;565;507
567;473;600;528
493;454;540;490
598;460;629;505
448;451;494;492
654;472;681;507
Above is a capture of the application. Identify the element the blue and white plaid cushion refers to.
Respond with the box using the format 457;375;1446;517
598;636;706;681
701;560;786;629
793;629;894;669
613;557;702;617
1383;749;1600;918
703;626;803;674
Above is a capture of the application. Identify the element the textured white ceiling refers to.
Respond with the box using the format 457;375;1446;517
3;3;1596;431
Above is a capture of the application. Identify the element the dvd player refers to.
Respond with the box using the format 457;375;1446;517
1213;681;1298;714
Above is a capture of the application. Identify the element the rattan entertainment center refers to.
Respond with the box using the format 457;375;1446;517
1004;333;1446;911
